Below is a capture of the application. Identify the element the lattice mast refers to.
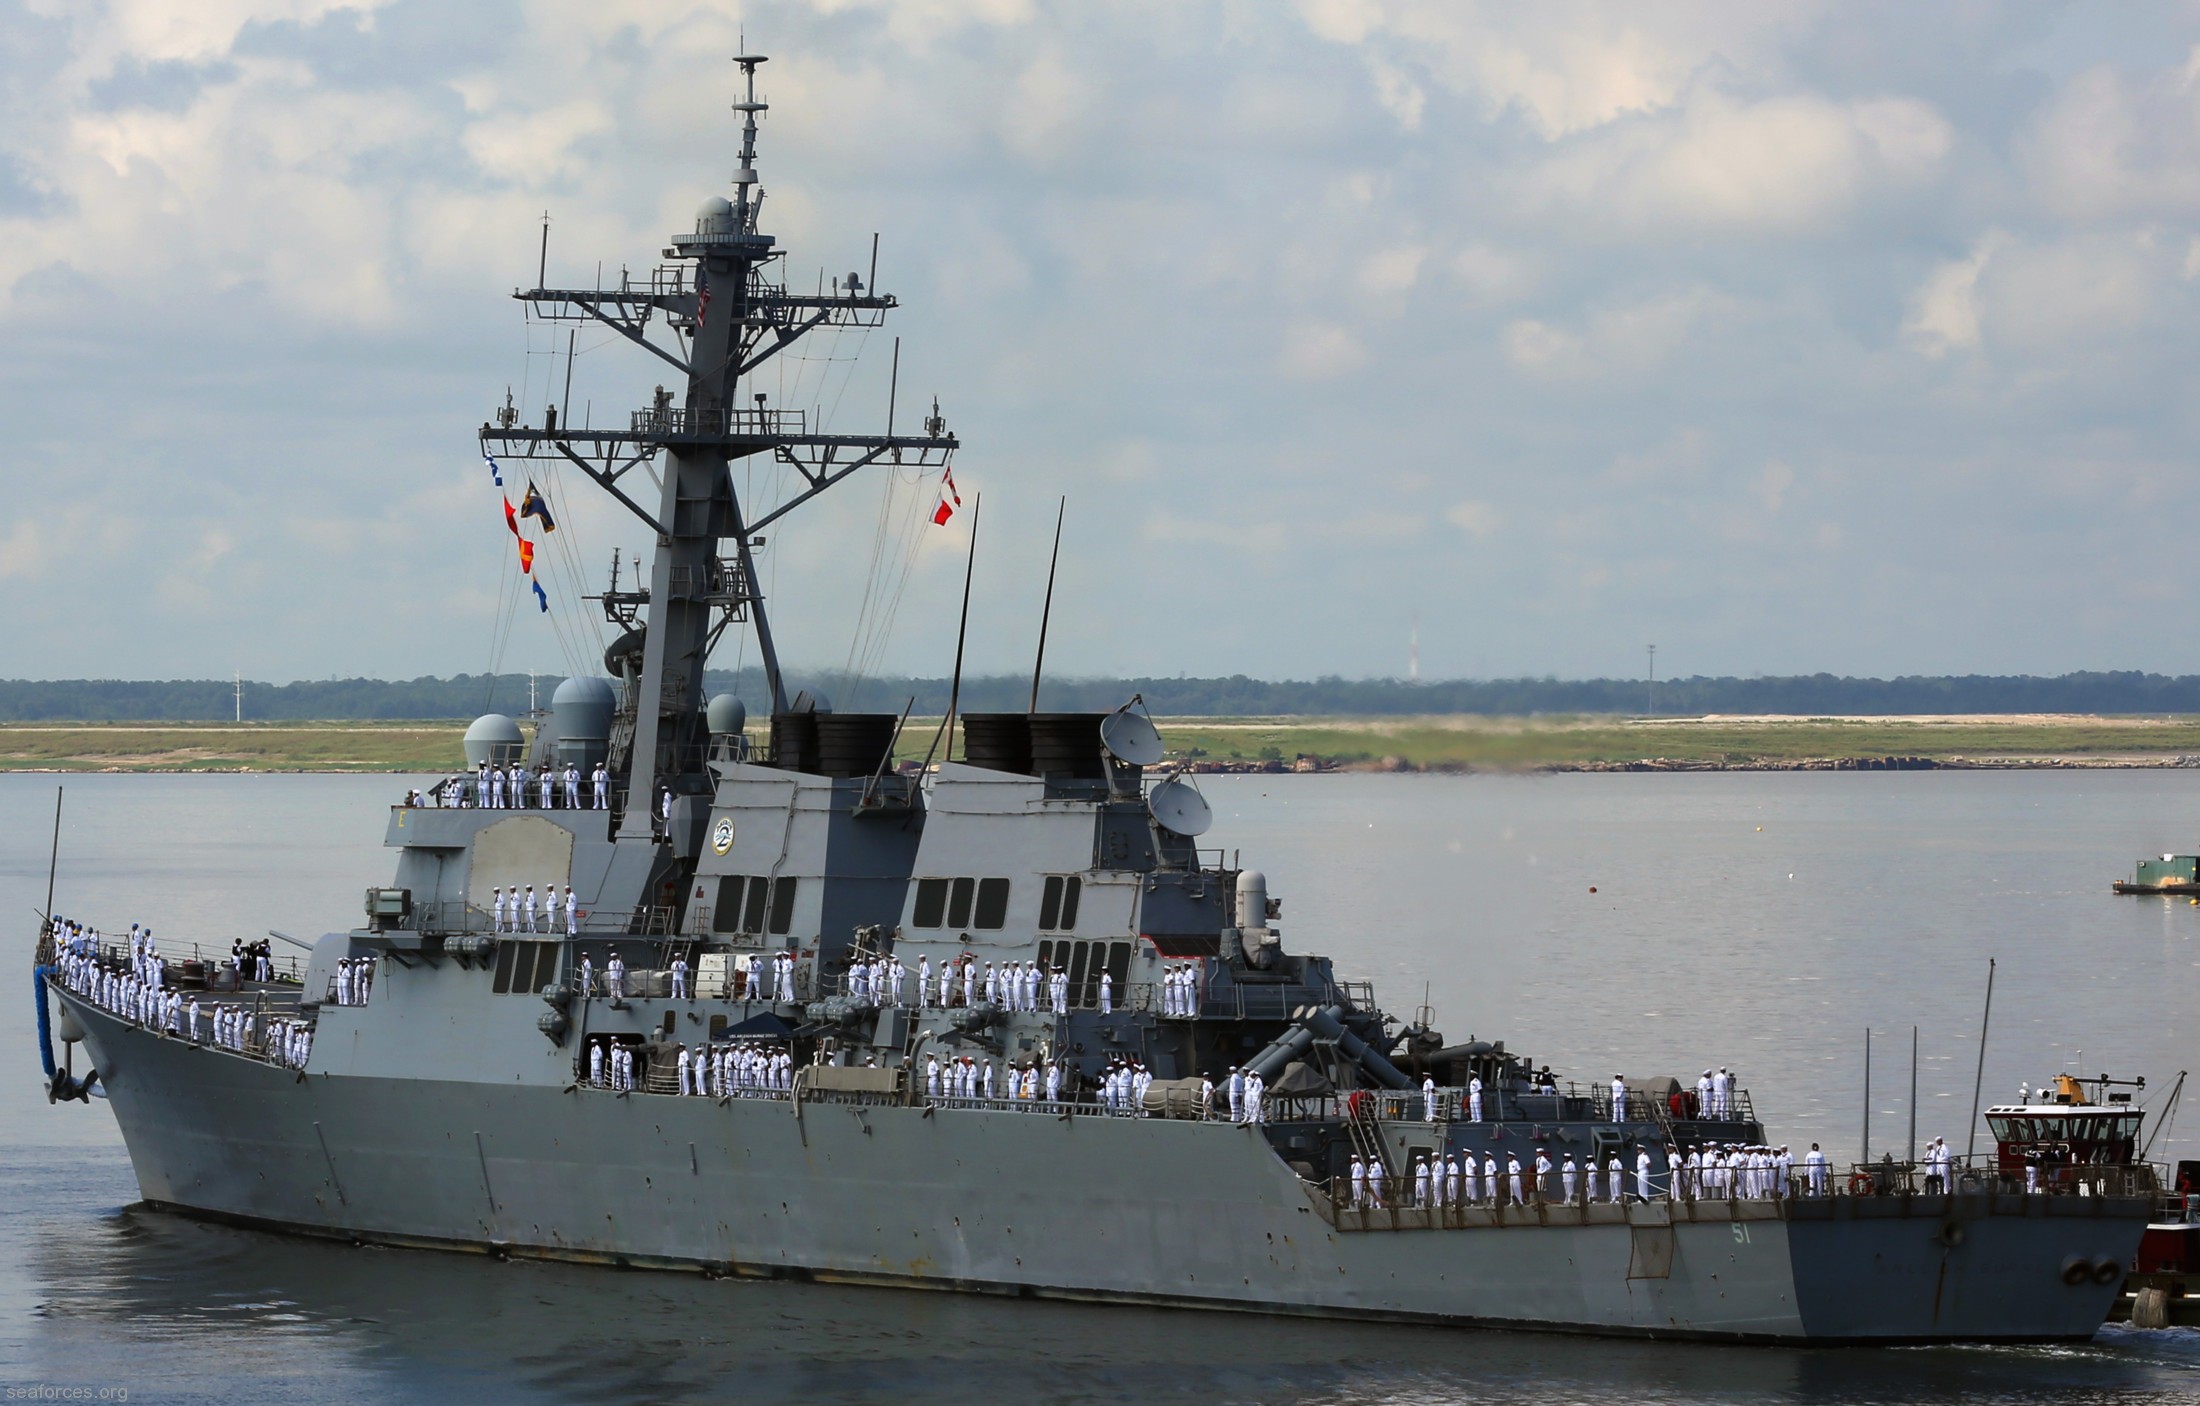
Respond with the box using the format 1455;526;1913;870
480;53;958;829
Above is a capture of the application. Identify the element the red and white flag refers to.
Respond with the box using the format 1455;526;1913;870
931;468;962;525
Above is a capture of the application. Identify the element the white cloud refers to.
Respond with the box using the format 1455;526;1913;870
1503;290;1736;379
2021;46;2200;220
1905;234;2002;356
1519;91;1952;235
1000;46;1092;163
1446;501;1499;539
1356;244;1425;295
1974;230;2180;351
1277;320;1369;379
1909;228;2188;356
1296;0;1813;139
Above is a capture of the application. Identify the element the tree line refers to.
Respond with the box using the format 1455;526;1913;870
5;670;2200;721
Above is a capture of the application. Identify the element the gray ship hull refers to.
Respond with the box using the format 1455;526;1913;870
71;994;2142;1344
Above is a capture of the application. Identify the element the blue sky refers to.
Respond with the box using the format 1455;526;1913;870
4;1;2198;685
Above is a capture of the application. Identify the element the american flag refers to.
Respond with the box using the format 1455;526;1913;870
695;269;712;332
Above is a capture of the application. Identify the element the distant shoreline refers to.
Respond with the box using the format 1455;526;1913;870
7;714;2200;775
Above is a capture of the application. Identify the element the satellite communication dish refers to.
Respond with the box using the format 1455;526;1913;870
1099;708;1164;767
1148;776;1212;837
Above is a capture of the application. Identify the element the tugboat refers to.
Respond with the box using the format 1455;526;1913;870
1984;1072;2198;1328
27;53;2163;1343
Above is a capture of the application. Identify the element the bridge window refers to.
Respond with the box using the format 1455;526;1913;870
767;877;799;936
713;876;747;934
913;878;947;928
1039;875;1081;931
1034;937;1132;1009
946;877;975;929
974;878;1010;930
493;940;559;994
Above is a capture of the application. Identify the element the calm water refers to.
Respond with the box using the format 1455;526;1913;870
3;771;2197;1403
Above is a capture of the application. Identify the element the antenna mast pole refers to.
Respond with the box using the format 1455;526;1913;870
1862;1028;1872;1166
42;786;62;923
1029;497;1065;712
1966;957;1996;1162
1908;1025;1918;1168
922;495;982;772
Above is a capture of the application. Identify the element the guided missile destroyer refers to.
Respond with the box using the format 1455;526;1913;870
32;56;2158;1342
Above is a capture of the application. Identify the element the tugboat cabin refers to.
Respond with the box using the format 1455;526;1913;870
1985;1073;2144;1187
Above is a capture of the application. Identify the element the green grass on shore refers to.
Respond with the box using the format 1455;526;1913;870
6;714;2200;773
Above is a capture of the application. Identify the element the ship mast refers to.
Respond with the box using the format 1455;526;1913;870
480;52;957;828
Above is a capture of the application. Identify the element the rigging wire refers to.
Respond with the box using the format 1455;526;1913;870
851;463;938;690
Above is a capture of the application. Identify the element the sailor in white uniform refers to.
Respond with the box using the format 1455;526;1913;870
1228;1067;1246;1123
544;885;562;936
1611;1074;1628;1123
1585;1155;1601;1205
592;764;609;809
1097;971;1112;1015
1413;1158;1431;1209
1636;1148;1654;1202
565;886;577;935
590;1042;605;1087
1467;1075;1483;1121
672;956;689;1000
1562;1154;1579;1203
1349;1155;1367;1208
487;763;504;809
1367;1158;1386;1207
1423;1074;1439;1122
522;885;538;933
1505;1154;1523;1205
564;764;580;809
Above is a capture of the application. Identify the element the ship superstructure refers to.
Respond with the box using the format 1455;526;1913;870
30;56;2161;1343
